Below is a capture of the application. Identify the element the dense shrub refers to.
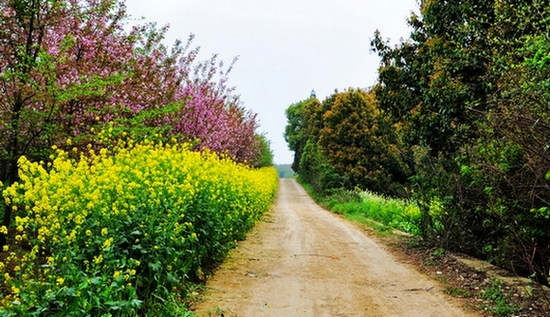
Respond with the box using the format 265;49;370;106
0;138;278;316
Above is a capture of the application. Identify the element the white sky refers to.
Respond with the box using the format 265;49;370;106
125;0;418;164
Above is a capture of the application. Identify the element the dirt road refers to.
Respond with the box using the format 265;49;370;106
195;179;479;317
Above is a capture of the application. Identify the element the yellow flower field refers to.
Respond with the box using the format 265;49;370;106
0;139;278;316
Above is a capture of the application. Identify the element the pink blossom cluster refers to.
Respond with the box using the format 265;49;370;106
172;80;259;164
0;0;262;171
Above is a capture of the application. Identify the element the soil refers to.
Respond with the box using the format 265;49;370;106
193;178;550;317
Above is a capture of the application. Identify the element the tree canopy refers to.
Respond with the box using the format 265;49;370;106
284;89;409;195
286;0;550;285
0;0;264;188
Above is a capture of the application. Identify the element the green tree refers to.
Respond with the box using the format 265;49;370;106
370;0;496;245
459;0;550;282
253;133;274;168
371;0;494;156
372;0;550;283
299;140;343;193
318;88;409;195
284;96;344;193
284;97;318;173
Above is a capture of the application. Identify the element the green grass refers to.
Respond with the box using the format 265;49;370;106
444;286;473;298
479;279;520;317
297;178;421;235
354;191;421;235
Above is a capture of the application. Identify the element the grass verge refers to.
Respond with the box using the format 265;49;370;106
296;178;420;235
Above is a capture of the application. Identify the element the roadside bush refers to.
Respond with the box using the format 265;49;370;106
0;138;278;316
409;146;490;251
308;185;421;235
298;141;345;194
356;190;421;235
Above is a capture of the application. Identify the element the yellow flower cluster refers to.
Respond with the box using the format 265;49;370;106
0;139;278;314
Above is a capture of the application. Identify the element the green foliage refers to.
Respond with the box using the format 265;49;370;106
252;133;274;168
318;88;410;195
370;0;550;286
284;96;350;193
457;1;550;281
298;140;344;194
283;98;314;173
0;139;279;315
284;89;409;197
479;280;520;317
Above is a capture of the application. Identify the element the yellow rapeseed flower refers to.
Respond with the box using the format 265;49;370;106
102;237;114;250
10;286;19;295
1;138;279;314
93;255;103;264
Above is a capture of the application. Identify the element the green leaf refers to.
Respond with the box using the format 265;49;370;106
65;287;77;297
148;261;162;272
90;277;102;285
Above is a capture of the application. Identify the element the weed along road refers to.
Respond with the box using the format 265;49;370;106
195;179;479;317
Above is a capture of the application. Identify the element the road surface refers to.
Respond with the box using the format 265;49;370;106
195;178;479;317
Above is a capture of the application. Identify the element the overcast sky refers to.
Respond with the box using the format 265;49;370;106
125;0;418;164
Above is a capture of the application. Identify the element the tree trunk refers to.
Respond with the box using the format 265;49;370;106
0;96;23;247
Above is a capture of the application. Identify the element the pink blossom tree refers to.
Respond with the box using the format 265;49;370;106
0;0;265;244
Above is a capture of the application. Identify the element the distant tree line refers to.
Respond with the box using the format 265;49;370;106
275;164;295;178
285;0;550;285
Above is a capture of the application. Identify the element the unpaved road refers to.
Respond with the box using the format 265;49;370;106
195;179;480;317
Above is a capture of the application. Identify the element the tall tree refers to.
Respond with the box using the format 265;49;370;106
371;0;494;156
372;0;550;282
318;88;408;194
460;0;550;282
284;98;317;173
